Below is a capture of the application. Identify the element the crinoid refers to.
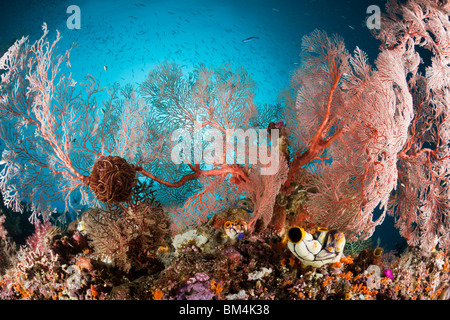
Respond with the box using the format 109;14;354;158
88;156;137;203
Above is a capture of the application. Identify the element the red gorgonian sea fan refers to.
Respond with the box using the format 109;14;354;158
277;0;450;251
0;25;257;229
278;29;412;241
376;0;450;251
0;24;148;223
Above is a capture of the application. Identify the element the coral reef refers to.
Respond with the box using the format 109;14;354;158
1;210;449;300
1;0;450;303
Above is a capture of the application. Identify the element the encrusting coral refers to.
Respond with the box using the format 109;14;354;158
0;202;449;300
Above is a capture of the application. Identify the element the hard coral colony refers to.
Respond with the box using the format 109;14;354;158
0;0;450;301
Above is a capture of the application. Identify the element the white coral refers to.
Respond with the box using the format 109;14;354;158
247;267;272;281
226;290;248;300
0;36;28;83
172;229;208;255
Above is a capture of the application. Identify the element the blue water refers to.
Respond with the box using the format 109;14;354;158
0;0;403;250
1;0;385;105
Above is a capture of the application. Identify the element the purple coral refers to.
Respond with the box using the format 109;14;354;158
384;269;394;280
177;273;215;300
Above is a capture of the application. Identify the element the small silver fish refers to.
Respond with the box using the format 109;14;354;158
242;36;259;43
104;65;107;72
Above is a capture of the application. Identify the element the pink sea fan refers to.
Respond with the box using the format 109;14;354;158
238;156;289;231
166;175;234;235
0;215;7;241
283;29;413;241
376;0;450;251
25;220;52;254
